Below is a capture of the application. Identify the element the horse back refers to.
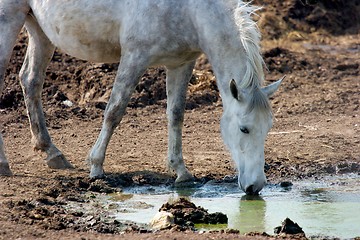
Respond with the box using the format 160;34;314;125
26;0;202;64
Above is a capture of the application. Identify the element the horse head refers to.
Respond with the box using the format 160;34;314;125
221;77;284;195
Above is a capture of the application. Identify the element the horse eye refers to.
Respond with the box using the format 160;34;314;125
240;127;250;134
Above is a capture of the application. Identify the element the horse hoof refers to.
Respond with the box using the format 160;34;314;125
0;162;13;176
46;154;74;169
175;172;195;184
89;165;105;179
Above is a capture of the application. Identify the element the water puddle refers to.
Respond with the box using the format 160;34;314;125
101;174;360;238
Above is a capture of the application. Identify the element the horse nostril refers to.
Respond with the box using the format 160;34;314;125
245;185;258;195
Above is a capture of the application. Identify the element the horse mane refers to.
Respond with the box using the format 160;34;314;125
234;1;264;89
233;1;270;114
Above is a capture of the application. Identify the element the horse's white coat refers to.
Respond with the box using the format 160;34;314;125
0;0;282;194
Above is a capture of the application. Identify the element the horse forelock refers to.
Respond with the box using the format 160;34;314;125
246;87;271;116
233;1;265;90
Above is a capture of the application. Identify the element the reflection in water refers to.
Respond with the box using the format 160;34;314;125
174;186;197;197
111;174;360;238
237;195;266;233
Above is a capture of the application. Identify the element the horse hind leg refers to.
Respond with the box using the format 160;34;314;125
166;61;196;183
20;16;73;169
0;135;12;176
0;0;30;176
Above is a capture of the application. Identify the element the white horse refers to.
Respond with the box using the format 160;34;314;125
0;0;283;194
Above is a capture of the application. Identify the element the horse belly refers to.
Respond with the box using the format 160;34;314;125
30;1;122;63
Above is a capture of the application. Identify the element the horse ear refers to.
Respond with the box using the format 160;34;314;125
230;79;240;101
262;76;285;97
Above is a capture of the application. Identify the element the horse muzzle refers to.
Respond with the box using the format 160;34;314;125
239;175;266;195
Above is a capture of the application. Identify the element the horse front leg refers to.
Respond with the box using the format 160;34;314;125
0;0;30;176
166;61;196;183
19;16;73;169
88;52;148;178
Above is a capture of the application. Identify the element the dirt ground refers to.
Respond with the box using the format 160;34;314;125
0;0;359;239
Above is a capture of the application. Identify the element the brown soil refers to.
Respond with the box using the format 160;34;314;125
0;0;359;239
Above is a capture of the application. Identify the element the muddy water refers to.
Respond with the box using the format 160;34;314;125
106;174;360;238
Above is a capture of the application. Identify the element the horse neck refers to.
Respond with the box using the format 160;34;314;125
207;49;258;109
192;1;264;110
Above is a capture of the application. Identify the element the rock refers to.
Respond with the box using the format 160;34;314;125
274;218;305;235
160;198;228;225
149;211;174;230
62;100;73;107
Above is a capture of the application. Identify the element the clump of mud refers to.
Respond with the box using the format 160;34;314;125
274;217;305;236
263;47;309;74
4;198;126;233
255;0;359;39
158;198;228;231
287;0;360;35
3;177;136;234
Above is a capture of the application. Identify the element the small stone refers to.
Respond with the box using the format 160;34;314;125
62;100;73;107
149;211;174;230
279;181;293;188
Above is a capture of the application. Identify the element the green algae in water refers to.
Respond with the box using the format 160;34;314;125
194;223;228;231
